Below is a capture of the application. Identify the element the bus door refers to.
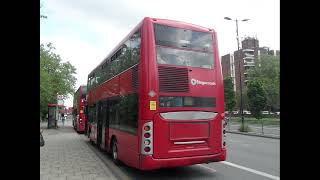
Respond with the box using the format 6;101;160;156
91;103;98;143
97;101;103;146
100;101;109;150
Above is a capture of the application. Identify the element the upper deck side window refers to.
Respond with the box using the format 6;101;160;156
88;29;142;91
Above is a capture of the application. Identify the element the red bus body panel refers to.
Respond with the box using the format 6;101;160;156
109;129;139;168
153;114;222;159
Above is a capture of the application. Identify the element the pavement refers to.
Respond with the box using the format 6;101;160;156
40;117;117;180
228;122;280;138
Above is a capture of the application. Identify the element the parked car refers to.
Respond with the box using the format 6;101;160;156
232;111;239;115
243;110;251;115
275;112;280;115
262;111;269;115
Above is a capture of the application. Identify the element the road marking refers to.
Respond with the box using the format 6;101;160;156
198;164;217;173
220;161;280;180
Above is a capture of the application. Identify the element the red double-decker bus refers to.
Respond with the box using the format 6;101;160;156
72;85;87;133
86;17;226;170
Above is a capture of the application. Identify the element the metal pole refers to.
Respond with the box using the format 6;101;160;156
236;19;245;129
236;19;240;51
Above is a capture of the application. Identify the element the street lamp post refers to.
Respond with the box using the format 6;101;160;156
224;17;250;129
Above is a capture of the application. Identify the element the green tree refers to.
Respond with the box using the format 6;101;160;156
247;80;267;133
224;77;236;117
40;43;77;119
247;54;279;111
236;88;250;110
247;80;267;124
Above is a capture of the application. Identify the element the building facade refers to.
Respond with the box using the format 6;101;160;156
221;54;236;91
221;37;279;93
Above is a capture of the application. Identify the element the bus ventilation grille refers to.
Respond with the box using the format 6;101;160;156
132;65;139;92
158;66;189;92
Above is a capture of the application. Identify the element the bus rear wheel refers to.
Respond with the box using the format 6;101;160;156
111;140;121;165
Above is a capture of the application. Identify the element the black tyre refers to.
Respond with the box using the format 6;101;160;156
111;140;121;165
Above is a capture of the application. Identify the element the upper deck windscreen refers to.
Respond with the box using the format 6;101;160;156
154;24;214;69
81;86;87;99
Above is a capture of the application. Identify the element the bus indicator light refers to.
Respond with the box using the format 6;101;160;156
144;126;150;131
144;133;151;138
144;147;151;152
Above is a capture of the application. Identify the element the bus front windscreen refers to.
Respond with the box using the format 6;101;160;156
154;24;214;69
81;86;87;99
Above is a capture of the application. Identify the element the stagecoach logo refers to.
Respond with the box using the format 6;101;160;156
191;78;216;86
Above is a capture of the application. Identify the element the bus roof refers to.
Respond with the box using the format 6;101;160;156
149;17;216;33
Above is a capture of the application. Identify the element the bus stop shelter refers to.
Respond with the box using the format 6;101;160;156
47;104;65;129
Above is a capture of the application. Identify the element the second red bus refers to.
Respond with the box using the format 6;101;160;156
72;85;87;133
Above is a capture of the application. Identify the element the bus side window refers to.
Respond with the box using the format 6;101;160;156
101;62;108;83
110;50;122;77
109;99;120;130
130;30;141;65
119;40;131;72
88;107;92;123
118;93;138;134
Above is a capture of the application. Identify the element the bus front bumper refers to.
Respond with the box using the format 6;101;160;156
139;149;226;170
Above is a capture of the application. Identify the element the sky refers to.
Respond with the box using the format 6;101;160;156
40;0;280;107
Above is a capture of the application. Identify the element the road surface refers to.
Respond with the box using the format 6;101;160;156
82;131;280;180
